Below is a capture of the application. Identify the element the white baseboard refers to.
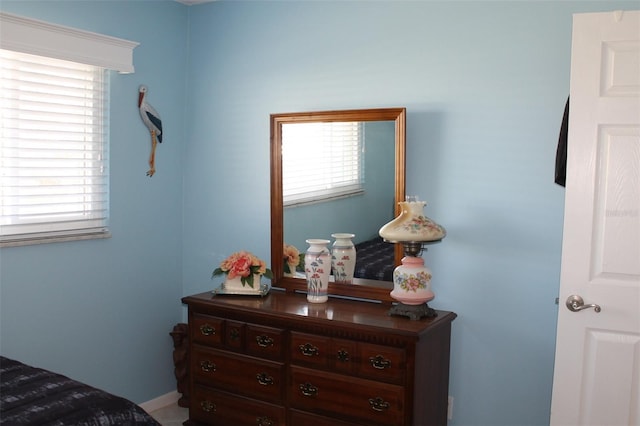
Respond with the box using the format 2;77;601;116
139;390;181;413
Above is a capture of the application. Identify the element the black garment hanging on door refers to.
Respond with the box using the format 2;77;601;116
555;96;569;187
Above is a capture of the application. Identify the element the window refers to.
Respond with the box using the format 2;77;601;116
0;50;109;244
0;12;137;246
283;121;364;206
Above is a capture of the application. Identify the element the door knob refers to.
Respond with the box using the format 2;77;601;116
566;295;601;313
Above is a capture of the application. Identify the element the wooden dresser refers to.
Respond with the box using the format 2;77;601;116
181;289;456;426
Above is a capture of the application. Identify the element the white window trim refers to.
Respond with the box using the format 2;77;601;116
1;232;112;248
0;12;138;74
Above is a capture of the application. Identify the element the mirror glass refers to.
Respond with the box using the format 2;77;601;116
270;108;406;301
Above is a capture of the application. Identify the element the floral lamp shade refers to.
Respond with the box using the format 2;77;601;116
378;197;446;244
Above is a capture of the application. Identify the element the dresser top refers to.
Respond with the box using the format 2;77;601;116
183;289;456;337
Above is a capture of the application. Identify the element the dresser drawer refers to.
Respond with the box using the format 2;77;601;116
246;324;285;360
224;320;245;351
191;385;285;426
290;366;405;426
290;332;329;368
191;314;224;346
192;346;285;403
357;343;405;384
329;338;357;375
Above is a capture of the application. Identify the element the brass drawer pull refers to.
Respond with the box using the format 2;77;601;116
299;382;318;397
337;349;350;362
369;355;391;370
299;343;319;357
256;372;274;386
256;335;274;348
200;324;215;336
200;400;216;412
256;417;274;426
369;397;390;412
200;360;216;372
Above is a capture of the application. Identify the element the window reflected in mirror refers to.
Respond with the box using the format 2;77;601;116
283;121;364;206
283;120;396;282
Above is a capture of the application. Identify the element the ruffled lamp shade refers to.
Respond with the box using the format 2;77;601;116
379;198;445;243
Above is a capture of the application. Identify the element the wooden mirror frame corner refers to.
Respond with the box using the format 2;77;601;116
270;107;406;303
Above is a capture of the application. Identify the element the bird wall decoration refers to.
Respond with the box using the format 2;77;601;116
138;85;163;177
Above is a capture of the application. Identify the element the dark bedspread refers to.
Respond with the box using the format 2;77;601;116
354;236;395;281
0;356;159;426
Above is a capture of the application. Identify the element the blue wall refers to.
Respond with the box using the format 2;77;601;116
0;0;188;404
182;1;637;425
1;0;637;424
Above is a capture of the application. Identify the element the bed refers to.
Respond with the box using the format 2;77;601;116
0;356;160;425
353;236;396;282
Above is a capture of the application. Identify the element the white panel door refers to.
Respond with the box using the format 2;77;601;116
550;10;640;426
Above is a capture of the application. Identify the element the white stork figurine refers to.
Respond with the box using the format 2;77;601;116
138;85;163;177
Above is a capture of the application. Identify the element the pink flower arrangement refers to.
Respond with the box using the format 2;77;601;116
283;244;301;274
212;251;273;288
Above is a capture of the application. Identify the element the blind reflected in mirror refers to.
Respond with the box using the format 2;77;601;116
283;121;364;207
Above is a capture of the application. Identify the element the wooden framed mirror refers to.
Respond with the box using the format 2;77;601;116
270;108;406;302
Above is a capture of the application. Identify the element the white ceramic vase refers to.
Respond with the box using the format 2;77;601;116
331;233;356;284
304;239;330;303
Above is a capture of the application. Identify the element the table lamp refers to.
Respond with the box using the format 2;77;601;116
379;196;446;320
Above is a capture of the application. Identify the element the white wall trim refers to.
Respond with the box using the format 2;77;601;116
0;12;138;73
139;390;181;413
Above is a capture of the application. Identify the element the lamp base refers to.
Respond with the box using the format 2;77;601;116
388;302;437;321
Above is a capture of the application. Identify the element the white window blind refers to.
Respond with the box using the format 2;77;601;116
0;49;109;244
283;121;364;206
